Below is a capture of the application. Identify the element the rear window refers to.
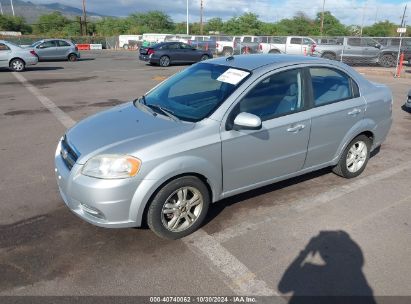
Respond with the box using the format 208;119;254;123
0;43;10;51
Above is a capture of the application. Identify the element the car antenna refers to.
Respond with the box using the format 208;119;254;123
226;56;234;61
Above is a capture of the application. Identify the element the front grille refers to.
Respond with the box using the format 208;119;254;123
60;136;79;170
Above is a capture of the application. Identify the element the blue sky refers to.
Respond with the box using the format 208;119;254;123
29;0;410;26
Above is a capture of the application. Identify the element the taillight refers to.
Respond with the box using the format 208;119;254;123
259;43;262;50
148;48;155;55
75;46;79;51
311;44;316;54
30;50;37;57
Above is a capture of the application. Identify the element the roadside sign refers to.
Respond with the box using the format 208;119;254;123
397;28;407;33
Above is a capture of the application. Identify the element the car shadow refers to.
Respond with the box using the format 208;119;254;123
26;66;64;71
203;167;332;227
401;104;411;113
278;230;376;304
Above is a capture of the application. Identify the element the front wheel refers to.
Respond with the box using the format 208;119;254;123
147;176;210;239
379;54;395;68
333;135;371;178
10;59;25;72
159;55;170;67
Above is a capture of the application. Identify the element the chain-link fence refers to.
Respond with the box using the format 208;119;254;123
1;33;409;67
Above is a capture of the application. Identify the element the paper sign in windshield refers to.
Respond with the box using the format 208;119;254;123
217;68;250;85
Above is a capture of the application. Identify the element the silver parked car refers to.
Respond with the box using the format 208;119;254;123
405;89;411;110
55;55;392;239
0;40;38;71
30;39;80;61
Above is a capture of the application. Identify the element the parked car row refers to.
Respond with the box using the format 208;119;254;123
312;37;411;67
0;38;80;71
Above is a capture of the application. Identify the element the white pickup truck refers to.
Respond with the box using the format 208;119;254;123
259;36;316;55
216;36;261;56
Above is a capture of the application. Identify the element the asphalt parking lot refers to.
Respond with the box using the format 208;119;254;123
0;51;411;301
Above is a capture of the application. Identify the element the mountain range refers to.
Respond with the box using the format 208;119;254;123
0;0;106;23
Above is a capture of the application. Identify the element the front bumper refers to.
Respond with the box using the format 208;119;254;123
26;56;38;66
54;141;155;228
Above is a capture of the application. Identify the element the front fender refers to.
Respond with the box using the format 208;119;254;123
129;155;222;226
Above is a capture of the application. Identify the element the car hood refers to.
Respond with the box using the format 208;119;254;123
65;102;194;164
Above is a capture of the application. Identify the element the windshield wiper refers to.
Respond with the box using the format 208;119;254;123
148;104;180;122
133;95;156;116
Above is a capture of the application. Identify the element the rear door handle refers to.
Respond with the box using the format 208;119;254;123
287;124;305;133
348;109;361;116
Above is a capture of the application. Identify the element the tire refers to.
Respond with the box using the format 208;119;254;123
332;135;371;179
322;53;336;60
200;54;209;61
9;58;25;72
269;49;280;54
68;53;78;62
159;55;170;67
379;54;395;68
123;44;129;50
223;48;233;57
147;176;210;239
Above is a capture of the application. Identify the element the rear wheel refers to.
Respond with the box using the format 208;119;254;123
123;44;129;50
379;54;395;68
200;54;209;61
159;55;170;67
147;176;210;239
269;49;280;54
322;53;336;60
9;59;25;72
223;48;233;56
68;53;78;62
333;135;371;178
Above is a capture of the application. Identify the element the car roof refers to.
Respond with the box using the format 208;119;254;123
208;54;334;71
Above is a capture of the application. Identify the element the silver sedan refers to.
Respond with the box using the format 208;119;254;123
0;40;38;71
55;55;393;239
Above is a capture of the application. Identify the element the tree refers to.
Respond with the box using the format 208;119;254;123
127;11;174;33
315;11;348;36
34;12;70;35
223;13;262;35
362;20;397;37
0;15;32;34
205;17;223;33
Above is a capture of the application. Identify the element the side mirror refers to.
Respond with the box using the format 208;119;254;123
375;43;381;49
38;45;46;49
233;112;262;130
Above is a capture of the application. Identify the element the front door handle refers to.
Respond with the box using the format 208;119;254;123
287;124;305;133
348;108;362;116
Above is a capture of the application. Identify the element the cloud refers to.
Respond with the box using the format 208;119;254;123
28;0;411;25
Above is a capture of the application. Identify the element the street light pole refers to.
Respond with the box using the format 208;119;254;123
320;0;325;36
10;0;15;17
0;2;4;15
186;0;189;35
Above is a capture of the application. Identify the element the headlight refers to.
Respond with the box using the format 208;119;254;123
82;155;141;179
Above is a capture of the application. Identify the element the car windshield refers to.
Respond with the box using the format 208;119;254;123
142;63;251;122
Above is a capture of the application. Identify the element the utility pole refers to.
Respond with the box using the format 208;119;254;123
395;5;407;77
200;0;204;35
360;5;366;36
0;2;3;15
10;0;15;17
186;0;189;35
320;0;325;36
82;0;88;36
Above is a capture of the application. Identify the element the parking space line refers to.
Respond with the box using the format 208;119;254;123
12;72;75;129
213;160;411;243
183;229;280;297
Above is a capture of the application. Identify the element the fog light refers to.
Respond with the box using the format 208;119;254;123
80;203;105;219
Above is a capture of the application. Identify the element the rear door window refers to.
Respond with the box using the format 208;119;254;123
347;38;361;47
39;41;56;48
309;67;355;107
290;38;302;45
57;40;71;47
